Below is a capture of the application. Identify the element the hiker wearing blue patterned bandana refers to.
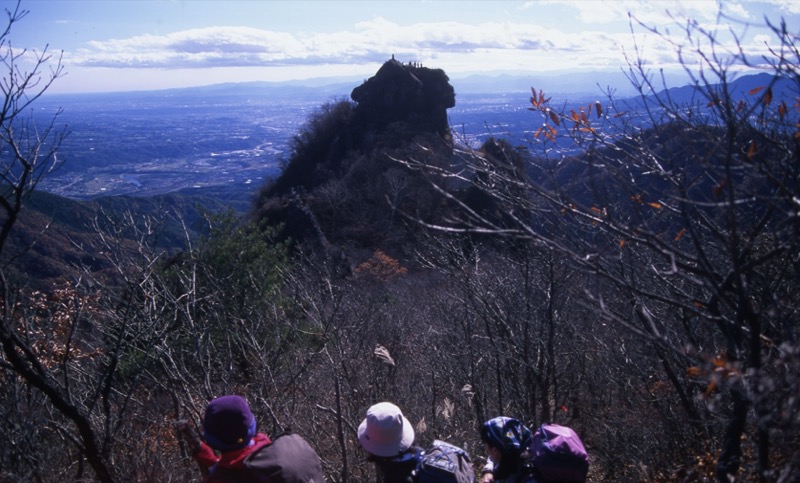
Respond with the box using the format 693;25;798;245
479;416;536;483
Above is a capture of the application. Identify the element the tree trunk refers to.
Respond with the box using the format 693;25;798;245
716;386;748;482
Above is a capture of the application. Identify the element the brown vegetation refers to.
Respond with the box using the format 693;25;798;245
1;3;798;483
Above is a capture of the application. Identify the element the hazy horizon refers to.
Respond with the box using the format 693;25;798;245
38;66;704;100
14;0;797;95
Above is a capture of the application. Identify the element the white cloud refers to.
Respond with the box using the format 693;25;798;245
71;17;614;71
76;26;306;68
65;4;788;79
757;0;800;15
526;0;724;25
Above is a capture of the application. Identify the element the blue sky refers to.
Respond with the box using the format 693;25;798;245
10;0;799;93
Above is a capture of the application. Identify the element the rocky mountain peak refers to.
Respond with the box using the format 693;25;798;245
351;57;455;136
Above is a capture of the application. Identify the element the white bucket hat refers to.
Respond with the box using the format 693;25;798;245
357;402;415;457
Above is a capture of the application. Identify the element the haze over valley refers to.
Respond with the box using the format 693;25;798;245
35;73;620;201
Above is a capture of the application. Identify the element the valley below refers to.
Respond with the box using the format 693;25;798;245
34;81;573;201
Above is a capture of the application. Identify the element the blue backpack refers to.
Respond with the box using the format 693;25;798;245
414;440;475;483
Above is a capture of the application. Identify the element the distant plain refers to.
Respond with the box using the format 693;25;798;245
34;74;613;200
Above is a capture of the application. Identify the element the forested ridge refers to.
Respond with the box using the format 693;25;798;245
1;4;799;483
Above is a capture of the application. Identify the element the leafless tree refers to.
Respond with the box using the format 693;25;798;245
0;1;65;255
0;2;125;481
395;10;799;482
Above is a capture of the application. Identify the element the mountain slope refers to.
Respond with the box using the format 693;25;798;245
3;189;245;290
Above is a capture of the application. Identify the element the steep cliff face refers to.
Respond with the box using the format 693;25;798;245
351;58;455;137
252;58;457;262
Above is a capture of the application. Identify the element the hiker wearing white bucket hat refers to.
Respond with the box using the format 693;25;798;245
358;401;416;457
358;402;420;482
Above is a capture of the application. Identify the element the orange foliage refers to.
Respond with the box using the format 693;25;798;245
529;86;550;108
713;178;728;198
354;250;408;282
13;285;104;369
764;87;773;106
686;351;742;400
547;109;560;126
747;140;757;160
778;100;788;119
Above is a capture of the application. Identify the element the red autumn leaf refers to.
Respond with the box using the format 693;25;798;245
613;111;627;118
595;101;603;118
747;140;757;160
548;109;560;126
545;125;557;142
778;100;788;119
560;405;568;412
530;87;539;107
764;87;773;106
713;177;728;198
675;228;686;241
529;88;550;107
748;86;765;95
648;202;663;209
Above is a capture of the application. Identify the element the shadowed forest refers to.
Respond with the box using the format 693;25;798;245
1;3;799;482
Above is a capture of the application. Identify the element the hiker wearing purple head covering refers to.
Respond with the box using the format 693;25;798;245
176;395;272;481
357;402;422;483
479;416;536;483
177;395;324;482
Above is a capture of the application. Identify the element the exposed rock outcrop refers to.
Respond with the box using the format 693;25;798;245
252;58;457;263
351;58;455;137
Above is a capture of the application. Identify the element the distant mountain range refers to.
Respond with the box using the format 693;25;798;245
41;69;679;102
42;67;780;108
651;71;795;104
